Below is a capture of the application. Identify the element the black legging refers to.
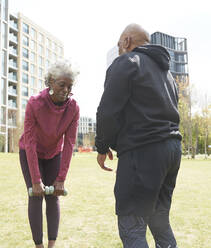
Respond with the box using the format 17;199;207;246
19;149;61;245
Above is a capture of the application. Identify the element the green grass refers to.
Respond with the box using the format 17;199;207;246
0;152;211;247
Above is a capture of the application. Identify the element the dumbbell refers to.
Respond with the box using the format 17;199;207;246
28;186;68;197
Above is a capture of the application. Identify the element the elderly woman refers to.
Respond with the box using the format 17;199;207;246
19;60;79;248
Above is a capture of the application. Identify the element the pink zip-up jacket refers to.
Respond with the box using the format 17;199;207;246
19;88;79;184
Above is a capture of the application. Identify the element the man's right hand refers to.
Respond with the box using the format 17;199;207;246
32;182;45;196
97;149;113;171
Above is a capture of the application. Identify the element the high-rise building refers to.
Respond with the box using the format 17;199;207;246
106;31;189;85
151;32;189;83
0;0;10;152
0;1;64;152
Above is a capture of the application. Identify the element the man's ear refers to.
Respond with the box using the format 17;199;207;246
124;36;131;49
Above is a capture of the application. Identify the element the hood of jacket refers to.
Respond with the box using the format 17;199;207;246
133;45;170;70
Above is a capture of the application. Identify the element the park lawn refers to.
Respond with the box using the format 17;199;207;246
0;152;211;248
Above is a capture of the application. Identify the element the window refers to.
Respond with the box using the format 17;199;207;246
38;68;43;78
38;79;43;89
2;23;7;49
30;64;35;75
59;46;63;56
176;64;187;73
9;59;17;68
8;98;17;108
30;52;36;62
53;53;57;62
1;79;6;105
1;51;6;76
22;73;29;84
2;0;8;21
38;56;43;66
22;60;29;71
52;42;56;51
46;49;51;58
21;111;26;121
22;35;29;46
22;99;28;109
38;33;44;43
31;28;36;39
30;76;36;87
22;47;29;59
170;61;175;72
30;88;37;96
0;107;6;125
169;51;175;61
45;60;50;70
9;72;17;81
22;86;28;97
46;38;51;48
38;45;43;54
30;40;36;50
23;23;29;34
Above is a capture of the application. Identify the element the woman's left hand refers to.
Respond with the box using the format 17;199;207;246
53;181;65;196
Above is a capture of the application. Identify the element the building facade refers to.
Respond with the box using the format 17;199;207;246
0;0;64;152
0;0;10;152
151;31;189;83
77;116;96;148
78;116;96;134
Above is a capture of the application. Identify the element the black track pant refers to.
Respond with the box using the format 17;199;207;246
115;139;181;248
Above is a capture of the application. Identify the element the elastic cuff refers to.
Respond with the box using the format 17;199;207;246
95;139;109;154
97;146;109;154
48;238;57;241
34;241;43;245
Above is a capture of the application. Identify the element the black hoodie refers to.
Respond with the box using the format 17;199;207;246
96;45;182;155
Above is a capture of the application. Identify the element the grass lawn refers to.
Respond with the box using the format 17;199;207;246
0;152;211;248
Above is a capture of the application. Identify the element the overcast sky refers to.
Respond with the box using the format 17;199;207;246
10;0;211;118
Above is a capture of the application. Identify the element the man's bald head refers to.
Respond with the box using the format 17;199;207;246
118;23;150;55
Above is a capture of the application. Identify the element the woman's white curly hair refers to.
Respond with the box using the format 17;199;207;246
45;59;79;87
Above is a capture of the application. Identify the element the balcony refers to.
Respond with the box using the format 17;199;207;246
9;72;17;82
8;85;17;96
9;59;18;70
8;99;17;109
9;33;18;44
9;47;18;57
9;20;18;31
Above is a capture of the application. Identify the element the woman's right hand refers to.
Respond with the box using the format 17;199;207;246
32;182;45;196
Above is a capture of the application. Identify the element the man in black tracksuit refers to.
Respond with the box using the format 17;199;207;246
95;24;182;248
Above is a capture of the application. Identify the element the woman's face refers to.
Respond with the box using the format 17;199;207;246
49;76;73;103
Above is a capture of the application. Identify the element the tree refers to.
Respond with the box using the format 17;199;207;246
177;77;192;157
201;96;211;158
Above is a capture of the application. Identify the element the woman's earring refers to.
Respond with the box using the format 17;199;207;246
49;89;54;95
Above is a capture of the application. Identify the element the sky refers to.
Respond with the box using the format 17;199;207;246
10;0;211;118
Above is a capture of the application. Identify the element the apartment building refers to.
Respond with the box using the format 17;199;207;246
78;116;96;134
77;116;96;147
0;0;64;152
